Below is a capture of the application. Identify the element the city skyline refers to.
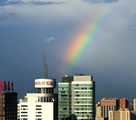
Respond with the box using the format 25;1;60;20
0;0;136;102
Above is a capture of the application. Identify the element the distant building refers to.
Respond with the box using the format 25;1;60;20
0;81;17;120
109;108;130;120
120;97;129;110
58;74;95;120
95;117;106;120
101;98;120;119
96;102;101;118
95;102;106;120
18;78;56;120
133;99;136;111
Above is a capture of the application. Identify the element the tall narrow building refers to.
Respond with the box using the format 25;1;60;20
120;97;129;110
96;102;102;118
58;74;95;120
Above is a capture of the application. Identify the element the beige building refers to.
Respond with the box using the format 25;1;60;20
101;98;120;119
109;109;130;120
95;117;105;120
96;102;101;118
95;102;104;120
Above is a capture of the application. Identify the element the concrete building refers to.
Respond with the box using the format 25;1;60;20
0;81;17;120
101;98;120;119
133;99;136;111
109;109;130;120
96;102;101;118
58;74;95;120
18;78;56;120
95;117;105;120
120;97;129;110
95;102;105;120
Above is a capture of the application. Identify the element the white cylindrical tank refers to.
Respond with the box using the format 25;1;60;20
35;79;56;89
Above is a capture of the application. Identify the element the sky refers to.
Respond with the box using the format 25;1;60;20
0;0;136;101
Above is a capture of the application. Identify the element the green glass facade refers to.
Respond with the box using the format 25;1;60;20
72;83;95;120
58;83;72;120
58;75;95;120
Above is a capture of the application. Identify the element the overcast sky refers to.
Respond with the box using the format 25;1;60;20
0;0;136;101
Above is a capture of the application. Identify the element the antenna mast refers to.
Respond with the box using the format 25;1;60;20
44;52;48;78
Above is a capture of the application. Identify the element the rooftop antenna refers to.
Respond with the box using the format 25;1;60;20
44;51;48;78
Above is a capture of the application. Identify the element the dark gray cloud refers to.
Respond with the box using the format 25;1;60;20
0;0;64;6
0;0;24;6
83;0;118;4
0;0;136;101
31;1;64;6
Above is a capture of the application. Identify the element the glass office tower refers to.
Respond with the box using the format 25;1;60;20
58;74;95;120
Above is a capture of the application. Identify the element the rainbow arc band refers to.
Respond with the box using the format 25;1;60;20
64;8;113;73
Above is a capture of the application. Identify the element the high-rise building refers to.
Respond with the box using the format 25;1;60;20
120;97;129;110
58;74;95;120
0;81;17;120
109;109;130;120
18;78;56;120
101;98;120;120
133;99;136;111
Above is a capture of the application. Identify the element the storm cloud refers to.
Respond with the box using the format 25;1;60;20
0;0;136;101
83;0;118;4
0;0;64;6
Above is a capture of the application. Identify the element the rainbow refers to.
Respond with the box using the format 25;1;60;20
64;8;112;72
